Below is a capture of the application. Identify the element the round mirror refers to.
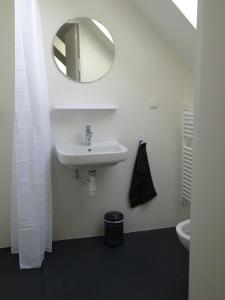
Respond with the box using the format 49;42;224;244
52;17;115;83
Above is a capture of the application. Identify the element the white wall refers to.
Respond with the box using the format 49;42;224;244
0;0;14;248
40;0;193;242
189;1;225;299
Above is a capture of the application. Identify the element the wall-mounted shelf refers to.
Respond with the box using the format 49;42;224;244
53;104;118;111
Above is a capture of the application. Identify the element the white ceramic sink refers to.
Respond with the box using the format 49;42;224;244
55;141;128;167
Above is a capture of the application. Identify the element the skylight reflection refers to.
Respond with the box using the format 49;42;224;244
91;19;114;43
172;0;198;28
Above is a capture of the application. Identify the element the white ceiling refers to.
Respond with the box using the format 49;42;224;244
132;0;196;69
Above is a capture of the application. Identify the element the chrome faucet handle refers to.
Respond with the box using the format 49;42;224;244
86;125;92;132
86;125;92;137
85;125;93;146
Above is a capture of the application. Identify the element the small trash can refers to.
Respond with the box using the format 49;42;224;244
104;211;124;246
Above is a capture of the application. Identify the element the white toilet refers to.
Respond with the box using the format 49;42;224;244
176;219;190;250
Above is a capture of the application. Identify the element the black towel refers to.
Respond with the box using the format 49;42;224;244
129;143;157;208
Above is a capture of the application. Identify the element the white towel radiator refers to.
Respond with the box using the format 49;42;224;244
182;111;194;202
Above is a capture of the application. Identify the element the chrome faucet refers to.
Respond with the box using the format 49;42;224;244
85;125;93;146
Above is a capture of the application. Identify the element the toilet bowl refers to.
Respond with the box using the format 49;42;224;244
176;219;190;250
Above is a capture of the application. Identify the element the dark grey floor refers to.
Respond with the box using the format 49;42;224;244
0;228;189;300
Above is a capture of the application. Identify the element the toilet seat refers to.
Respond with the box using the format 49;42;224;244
176;219;190;250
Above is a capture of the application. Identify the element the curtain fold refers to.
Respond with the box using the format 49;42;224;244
12;0;52;269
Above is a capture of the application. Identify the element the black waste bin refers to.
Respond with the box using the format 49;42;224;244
104;211;124;246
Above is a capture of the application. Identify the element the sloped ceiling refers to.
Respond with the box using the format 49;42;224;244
132;0;196;69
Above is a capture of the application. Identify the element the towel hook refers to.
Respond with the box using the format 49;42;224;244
139;135;145;145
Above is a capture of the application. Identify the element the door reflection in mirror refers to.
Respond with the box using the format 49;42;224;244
53;17;115;83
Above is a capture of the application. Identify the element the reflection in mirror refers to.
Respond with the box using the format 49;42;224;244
53;18;115;83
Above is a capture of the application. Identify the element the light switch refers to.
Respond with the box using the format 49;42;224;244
149;98;160;109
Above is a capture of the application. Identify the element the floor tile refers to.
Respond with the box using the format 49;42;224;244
0;249;45;300
43;228;189;300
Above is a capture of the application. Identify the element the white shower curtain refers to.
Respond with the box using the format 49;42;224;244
12;0;52;269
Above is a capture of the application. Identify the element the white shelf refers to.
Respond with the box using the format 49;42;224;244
53;104;118;111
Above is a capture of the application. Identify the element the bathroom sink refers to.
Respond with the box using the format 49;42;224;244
55;141;128;168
